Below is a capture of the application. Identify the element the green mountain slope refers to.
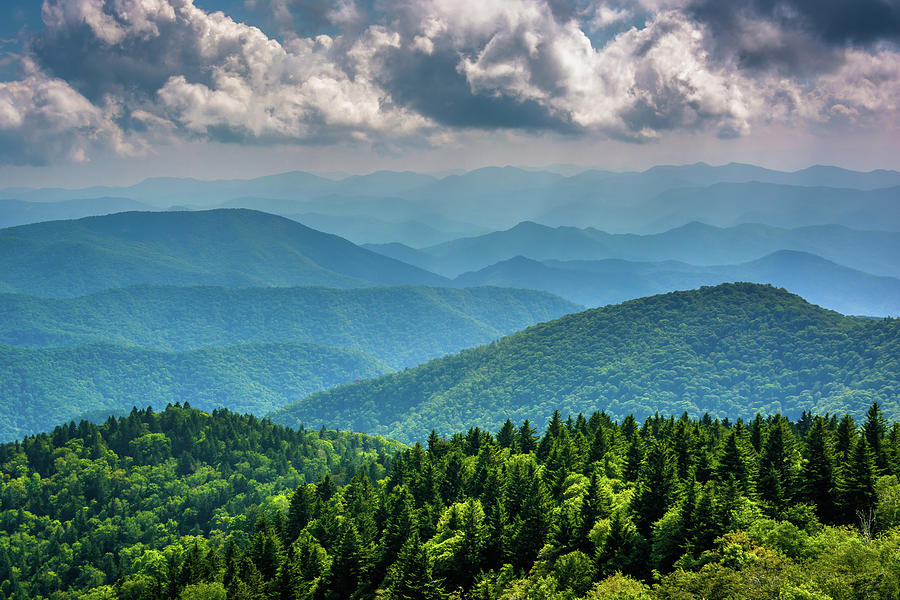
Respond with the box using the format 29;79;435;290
455;250;900;316
0;285;580;367
0;341;390;441
270;283;900;443
0;209;448;296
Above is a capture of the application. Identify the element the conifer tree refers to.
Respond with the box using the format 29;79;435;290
631;439;678;536
864;402;888;473
802;416;838;523
326;523;363;600
497;420;516;449
836;415;857;462
517;420;538;454
285;484;316;545
840;438;878;522
757;416;800;516
385;532;442;600
716;430;750;494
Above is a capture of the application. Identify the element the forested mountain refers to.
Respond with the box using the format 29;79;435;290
271;284;900;443
398;221;900;278
0;342;390;441
455;251;900;316
0;209;448;297
0;285;578;364
4;404;900;600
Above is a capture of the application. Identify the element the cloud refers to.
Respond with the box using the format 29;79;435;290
0;0;896;165
0;61;141;165
377;1;753;139
687;0;900;75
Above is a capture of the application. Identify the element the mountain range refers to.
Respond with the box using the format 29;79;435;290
3;163;898;245
455;250;900;316
367;221;900;280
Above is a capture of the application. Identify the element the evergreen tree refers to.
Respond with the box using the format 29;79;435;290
716;430;750;494
326;523;363;600
802;416;838;523
864;402;888;473
631;439;678;536
497;420;516;449
757;416;800;517
385;532;441;600
835;415;857;462
285;484;316;545
517;420;538;454
840;438;878;523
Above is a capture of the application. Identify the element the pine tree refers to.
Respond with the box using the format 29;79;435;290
576;469;613;554
326;523;363;600
517;420;538;454
631;439;678;536
379;485;417;574
757;416;800;517
285;484;316;545
835;414;857;462
840;438;878;523
716;430;749;494
802;416;838;523
497;420;516;449
596;511;638;578
385;532;442;600
863;402;888;473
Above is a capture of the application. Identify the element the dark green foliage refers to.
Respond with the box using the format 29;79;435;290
271;284;900;443
3;404;899;600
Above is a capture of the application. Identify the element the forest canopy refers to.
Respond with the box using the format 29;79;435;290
2;403;900;599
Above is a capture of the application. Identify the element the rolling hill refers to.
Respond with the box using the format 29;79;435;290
0;209;449;296
0;341;390;441
0;285;580;368
270;283;900;443
455;250;900;316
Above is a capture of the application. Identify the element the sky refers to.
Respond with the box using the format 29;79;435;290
0;0;899;187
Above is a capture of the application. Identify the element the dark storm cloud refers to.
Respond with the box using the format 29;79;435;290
378;48;578;132
689;0;900;74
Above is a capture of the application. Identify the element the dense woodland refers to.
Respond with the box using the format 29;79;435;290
272;284;900;442
3;404;900;599
0;285;577;366
0;285;575;441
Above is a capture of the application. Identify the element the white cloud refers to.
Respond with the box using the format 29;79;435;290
0;62;141;164
0;0;896;165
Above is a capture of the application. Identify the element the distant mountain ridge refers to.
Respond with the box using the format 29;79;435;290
455;250;900;316
270;283;900;443
4;163;898;238
369;221;900;279
0;209;449;296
